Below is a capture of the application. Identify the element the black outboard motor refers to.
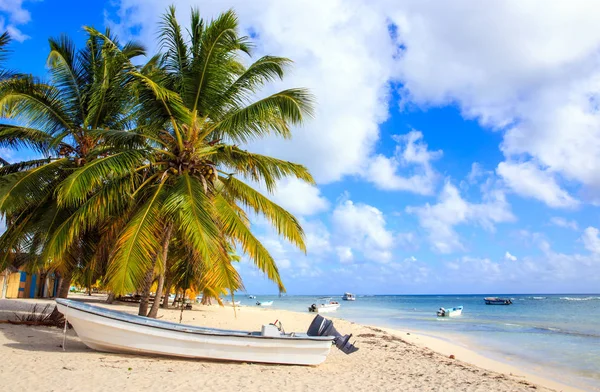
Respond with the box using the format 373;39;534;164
306;314;358;354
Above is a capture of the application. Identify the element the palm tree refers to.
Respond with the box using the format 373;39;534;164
52;7;315;316
0;29;145;298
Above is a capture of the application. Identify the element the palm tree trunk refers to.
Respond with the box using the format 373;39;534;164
162;273;172;309
106;292;115;304
57;268;73;299
138;266;155;316
147;225;172;318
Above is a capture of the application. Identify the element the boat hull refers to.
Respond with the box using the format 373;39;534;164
484;298;512;305
437;306;463;317
308;304;340;313
56;300;332;365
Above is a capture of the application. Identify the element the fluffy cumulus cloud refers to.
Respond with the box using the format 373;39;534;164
407;182;515;253
497;161;578;208
108;0;600;210
0;0;33;41
444;240;600;292
549;217;579;231
384;1;600;208
581;227;600;254
110;0;401;185
264;178;329;217
365;130;442;195
331;199;395;263
504;251;517;261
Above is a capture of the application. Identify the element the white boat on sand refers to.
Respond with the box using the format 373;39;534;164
56;299;357;365
437;306;463;317
308;298;340;313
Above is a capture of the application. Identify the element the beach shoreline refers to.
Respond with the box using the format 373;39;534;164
0;295;584;392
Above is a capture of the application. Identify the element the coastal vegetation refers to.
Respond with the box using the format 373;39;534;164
0;6;313;318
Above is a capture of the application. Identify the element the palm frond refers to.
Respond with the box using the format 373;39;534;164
0;158;70;214
163;173;221;266
0;76;75;136
57;150;145;207
214;193;284;292
221;176;306;251
215;145;314;191
210;88;314;143
0;124;57;153
106;180;167;295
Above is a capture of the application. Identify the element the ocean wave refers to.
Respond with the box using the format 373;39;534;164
560;296;600;301
531;296;546;300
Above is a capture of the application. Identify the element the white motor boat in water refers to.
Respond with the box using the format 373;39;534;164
256;300;273;307
342;293;356;301
308;298;340;313
56;299;357;365
248;295;256;299
436;306;463;317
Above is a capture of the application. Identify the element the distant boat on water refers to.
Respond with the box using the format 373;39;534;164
248;295;256;299
484;297;513;305
437;306;463;317
256;300;273;307
308;298;340;313
342;293;356;301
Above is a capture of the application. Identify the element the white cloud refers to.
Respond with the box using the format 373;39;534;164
110;0;401;184
504;251;517;261
302;219;331;255
332;199;395;263
581;227;600;254
407;182;515;253
266;178;329;216
335;246;353;263
466;162;486;184
384;1;600;206
396;231;419;251
365;130;442;195
497;161;578;208
0;1;33;42
549;217;579;231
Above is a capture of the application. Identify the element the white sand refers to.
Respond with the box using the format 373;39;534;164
0;295;581;392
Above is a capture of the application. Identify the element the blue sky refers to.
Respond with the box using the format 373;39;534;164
2;1;600;295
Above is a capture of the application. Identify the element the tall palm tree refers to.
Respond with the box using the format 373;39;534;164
0;29;145;297
52;7;315;316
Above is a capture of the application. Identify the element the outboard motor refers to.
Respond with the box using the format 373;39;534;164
307;314;358;354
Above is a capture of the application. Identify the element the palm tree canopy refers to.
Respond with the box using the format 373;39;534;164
54;7;315;296
0;29;146;275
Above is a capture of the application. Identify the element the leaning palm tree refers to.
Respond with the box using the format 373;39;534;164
53;7;315;316
0;29;145;297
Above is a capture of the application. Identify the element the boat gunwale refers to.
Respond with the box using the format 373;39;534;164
56;299;332;342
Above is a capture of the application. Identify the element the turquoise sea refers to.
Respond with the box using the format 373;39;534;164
242;294;600;391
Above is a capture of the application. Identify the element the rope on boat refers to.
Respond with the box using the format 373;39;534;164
62;303;69;351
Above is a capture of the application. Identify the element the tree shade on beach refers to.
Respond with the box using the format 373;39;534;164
0;6;314;318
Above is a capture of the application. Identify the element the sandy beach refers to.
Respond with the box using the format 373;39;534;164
0;295;581;392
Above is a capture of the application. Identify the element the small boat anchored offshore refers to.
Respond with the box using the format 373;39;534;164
484;297;513;305
342;293;356;301
256;300;273;307
55;299;357;365
437;306;463;317
308;298;340;313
